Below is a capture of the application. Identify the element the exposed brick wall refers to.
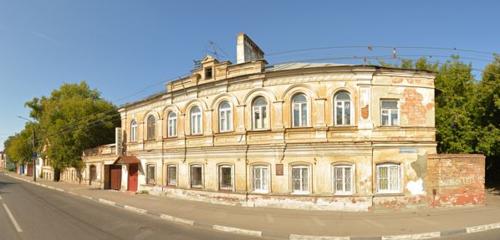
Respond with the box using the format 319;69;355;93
426;154;485;207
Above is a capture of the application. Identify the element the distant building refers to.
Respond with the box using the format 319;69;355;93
0;151;5;170
75;33;484;211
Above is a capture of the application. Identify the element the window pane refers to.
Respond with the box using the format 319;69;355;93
293;106;300;126
391;110;398;125
292;168;300;191
382;114;389;126
344;102;351;125
301;168;308;191
220;167;232;189
301;103;307;126
191;166;202;187
336;105;343;125
262;168;268;190
345;167;352;192
168;166;176;185
382;101;398;109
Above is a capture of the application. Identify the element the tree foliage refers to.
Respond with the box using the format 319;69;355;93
10;81;120;175
389;56;500;182
3;124;36;165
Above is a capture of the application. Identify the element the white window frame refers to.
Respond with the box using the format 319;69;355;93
376;163;402;194
292;93;308;127
218;165;234;191
167;164;177;186
252;165;270;193
252;97;269;130
146;164;156;185
218;101;233;132
333;164;354;195
380;99;399;126
130;120;137;142
291;165;310;194
334;91;353;126
167;112;177;137
190;164;203;188
190;106;202;135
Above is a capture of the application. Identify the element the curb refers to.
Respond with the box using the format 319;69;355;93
5;173;500;240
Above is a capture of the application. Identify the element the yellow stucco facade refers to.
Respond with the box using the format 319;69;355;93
82;34;437;211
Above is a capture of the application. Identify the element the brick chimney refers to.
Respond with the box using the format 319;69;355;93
236;33;265;64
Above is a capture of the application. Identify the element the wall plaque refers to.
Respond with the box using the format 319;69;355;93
276;164;284;176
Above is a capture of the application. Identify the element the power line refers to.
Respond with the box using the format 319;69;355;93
267;45;497;57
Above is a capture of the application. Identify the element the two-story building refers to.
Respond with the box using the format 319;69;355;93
80;33;447;211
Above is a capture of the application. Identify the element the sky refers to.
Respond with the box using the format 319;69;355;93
0;0;499;150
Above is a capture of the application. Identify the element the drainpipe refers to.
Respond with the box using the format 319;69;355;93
371;141;375;207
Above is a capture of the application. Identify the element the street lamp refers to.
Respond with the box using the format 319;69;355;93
17;116;37;182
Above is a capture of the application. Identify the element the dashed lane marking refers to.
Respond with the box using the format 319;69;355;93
3;203;23;233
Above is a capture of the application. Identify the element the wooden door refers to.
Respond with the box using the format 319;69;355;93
110;165;122;190
127;164;138;192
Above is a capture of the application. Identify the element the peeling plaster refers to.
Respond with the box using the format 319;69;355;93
406;178;425;195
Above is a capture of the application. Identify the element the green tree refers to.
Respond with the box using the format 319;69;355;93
4;123;38;165
25;81;119;179
475;55;500;181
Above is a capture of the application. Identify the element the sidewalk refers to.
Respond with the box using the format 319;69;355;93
7;172;500;240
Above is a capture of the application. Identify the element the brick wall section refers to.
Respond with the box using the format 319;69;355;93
426;154;485;207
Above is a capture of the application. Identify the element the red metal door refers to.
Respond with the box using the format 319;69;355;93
110;165;122;190
127;164;138;192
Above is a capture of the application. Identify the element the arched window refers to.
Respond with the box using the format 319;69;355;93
130;120;137;142
190;106;202;135
219;101;232;132
252;97;268;130
167;112;177;137
334;91;352;126
292;93;308;127
146;115;156;140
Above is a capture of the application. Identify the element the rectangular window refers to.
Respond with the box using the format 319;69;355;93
168;116;177;137
376;164;401;193
291;166;309;194
381;100;399;126
253;166;269;193
167;165;177;186
146;164;156;185
205;67;213;79
190;165;203;188
333;165;353;195
219;165;233;191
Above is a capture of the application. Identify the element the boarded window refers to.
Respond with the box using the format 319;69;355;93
167;165;176;186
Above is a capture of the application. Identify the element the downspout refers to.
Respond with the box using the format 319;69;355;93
244;131;249;203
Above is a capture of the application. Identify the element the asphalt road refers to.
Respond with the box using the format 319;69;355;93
0;173;257;240
1;172;500;240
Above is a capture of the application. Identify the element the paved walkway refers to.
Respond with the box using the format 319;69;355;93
8;172;500;239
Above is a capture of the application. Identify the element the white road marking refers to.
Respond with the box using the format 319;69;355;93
381;231;440;240
3;203;23;232
212;224;262;237
0;195;3;200
466;222;500;233
289;234;349;240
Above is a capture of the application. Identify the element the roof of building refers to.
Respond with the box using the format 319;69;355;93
118;61;435;110
266;62;351;71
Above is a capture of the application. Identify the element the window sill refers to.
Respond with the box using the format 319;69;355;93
247;129;271;133
374;192;404;197
291;191;310;195
164;136;178;139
